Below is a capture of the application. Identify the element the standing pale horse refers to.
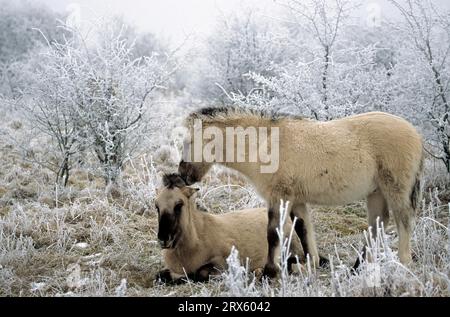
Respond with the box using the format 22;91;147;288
178;107;424;278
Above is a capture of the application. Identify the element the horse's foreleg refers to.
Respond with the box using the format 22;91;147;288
290;203;321;268
155;269;187;284
263;200;282;278
188;262;220;283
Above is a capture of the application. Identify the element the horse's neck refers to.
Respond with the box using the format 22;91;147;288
219;161;256;177
207;116;274;177
176;202;205;251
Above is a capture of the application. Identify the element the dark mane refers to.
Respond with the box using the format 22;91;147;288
162;173;186;189
189;106;304;122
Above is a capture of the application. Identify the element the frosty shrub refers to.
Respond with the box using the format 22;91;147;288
388;0;450;174
278;0;357;119
228;0;395;121
121;155;161;214
192;6;290;104
0;0;67;97
22;18;178;186
230;45;388;120
222;246;259;297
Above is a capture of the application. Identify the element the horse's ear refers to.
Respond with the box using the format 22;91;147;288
180;186;199;198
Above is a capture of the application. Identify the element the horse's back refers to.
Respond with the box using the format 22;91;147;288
329;112;423;199
213;208;267;269
218;208;267;236
340;112;423;170
339;111;420;139
276;112;423;205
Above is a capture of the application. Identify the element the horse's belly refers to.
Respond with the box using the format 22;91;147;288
308;183;376;205
305;166;377;205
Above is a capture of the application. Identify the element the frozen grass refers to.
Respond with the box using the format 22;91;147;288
0;99;449;297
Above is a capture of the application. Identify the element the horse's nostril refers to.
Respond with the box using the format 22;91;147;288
159;234;173;247
159;240;168;248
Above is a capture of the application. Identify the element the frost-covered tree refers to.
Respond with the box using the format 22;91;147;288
24;19;178;185
0;0;64;63
388;0;450;172
231;0;392;120
75;22;177;184
0;0;66;97
278;0;358;119
192;7;290;104
109;16;170;60
22;46;83;186
233;43;389;119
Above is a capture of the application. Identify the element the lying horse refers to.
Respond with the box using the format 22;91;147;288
154;173;303;283
178;108;424;277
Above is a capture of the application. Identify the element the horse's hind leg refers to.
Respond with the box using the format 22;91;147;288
379;181;415;265
290;203;320;268
353;189;389;271
391;202;414;264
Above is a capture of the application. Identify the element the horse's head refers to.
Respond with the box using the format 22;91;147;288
154;173;199;249
178;160;212;185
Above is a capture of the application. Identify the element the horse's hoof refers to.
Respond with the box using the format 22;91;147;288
319;256;329;268
155;269;172;284
254;268;264;279
352;246;367;273
262;265;278;279
351;257;363;274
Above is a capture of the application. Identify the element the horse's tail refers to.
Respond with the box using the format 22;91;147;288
411;149;425;212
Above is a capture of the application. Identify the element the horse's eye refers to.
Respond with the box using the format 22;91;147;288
174;202;183;215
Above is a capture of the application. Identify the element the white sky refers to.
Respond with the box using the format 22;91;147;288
35;0;450;47
36;0;277;45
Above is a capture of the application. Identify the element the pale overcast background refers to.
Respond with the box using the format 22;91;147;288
30;0;450;47
35;0;275;45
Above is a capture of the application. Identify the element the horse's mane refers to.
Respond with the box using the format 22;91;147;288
162;173;186;189
187;106;304;124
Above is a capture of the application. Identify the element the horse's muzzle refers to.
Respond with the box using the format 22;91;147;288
159;239;170;249
158;236;177;249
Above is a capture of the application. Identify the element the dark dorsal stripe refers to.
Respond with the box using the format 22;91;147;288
197;106;230;117
162;173;186;189
191;106;304;121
